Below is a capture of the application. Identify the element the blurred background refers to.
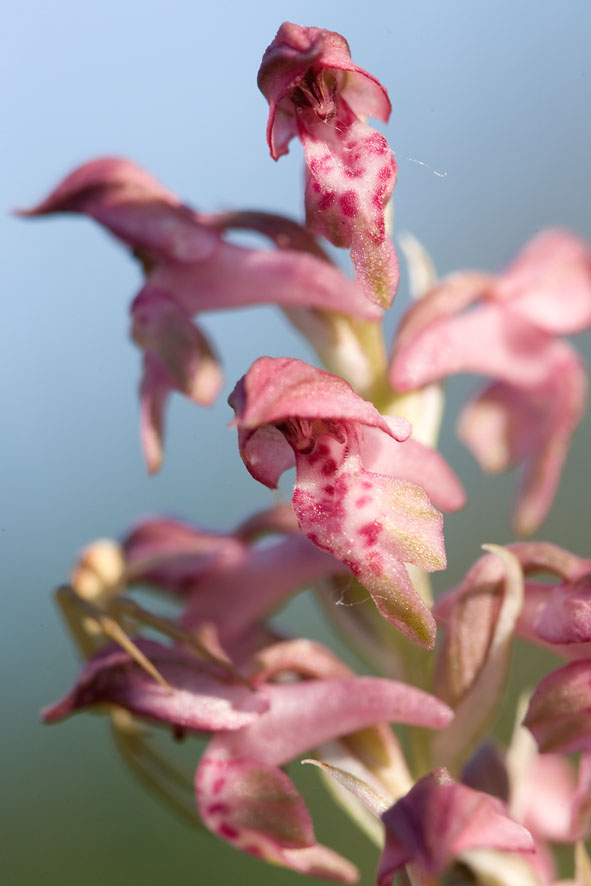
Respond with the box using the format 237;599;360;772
2;1;590;883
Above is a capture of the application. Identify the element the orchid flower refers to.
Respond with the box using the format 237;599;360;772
229;356;464;648
196;640;452;881
61;504;347;671
259;22;398;307
22;157;379;472
377;768;534;885
121;506;348;659
390;230;591;533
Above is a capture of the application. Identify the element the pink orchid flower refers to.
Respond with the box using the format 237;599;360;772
196;641;452;882
390;230;591;533
120;506;348;659
378;767;534;885
22;157;378;472
463;735;587;884
258;22;398;307
229;356;463;648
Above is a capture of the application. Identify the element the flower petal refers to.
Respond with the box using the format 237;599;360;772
230;356;409;439
378;768;534;883
495;229;591;334
20;156;220;262
392;302;555;391
217;677;451;767
524;661;591;754
131;289;223;404
196;749;358;882
149;239;382;320
41;640;268;731
359;426;466;512
458;343;587;535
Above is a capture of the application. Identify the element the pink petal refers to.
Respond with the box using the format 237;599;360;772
139;354;170;475
534;574;591;645
521;753;579;843
196;749;358;882
248;637;351;686
149;239;382;320
216;677;451;767
392;302;556;391
230;356;409;441
180;534;346;649
391;271;495;356
378;768;534;883
359;427;466;512
131;289;223;404
258;22;390;161
459;343;587;535
122;516;244;592
41;640;268;731
20;156;220;263
524;660;591;753
495;229;591;334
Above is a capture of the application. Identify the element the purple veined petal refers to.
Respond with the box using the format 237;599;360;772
20;156;221;264
495;229;591;335
524;660;591;754
292;433;443;648
41;640;268;732
300;116;399;308
378;768;534;884
229;356;410;441
391;301;557;392
459;342;587;535
131;289;223;405
216;677;451;767
148;239;382;321
359;426;466;513
196;749;358;883
258;22;391;161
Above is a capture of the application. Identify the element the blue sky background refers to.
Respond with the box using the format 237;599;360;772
2;1;590;883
